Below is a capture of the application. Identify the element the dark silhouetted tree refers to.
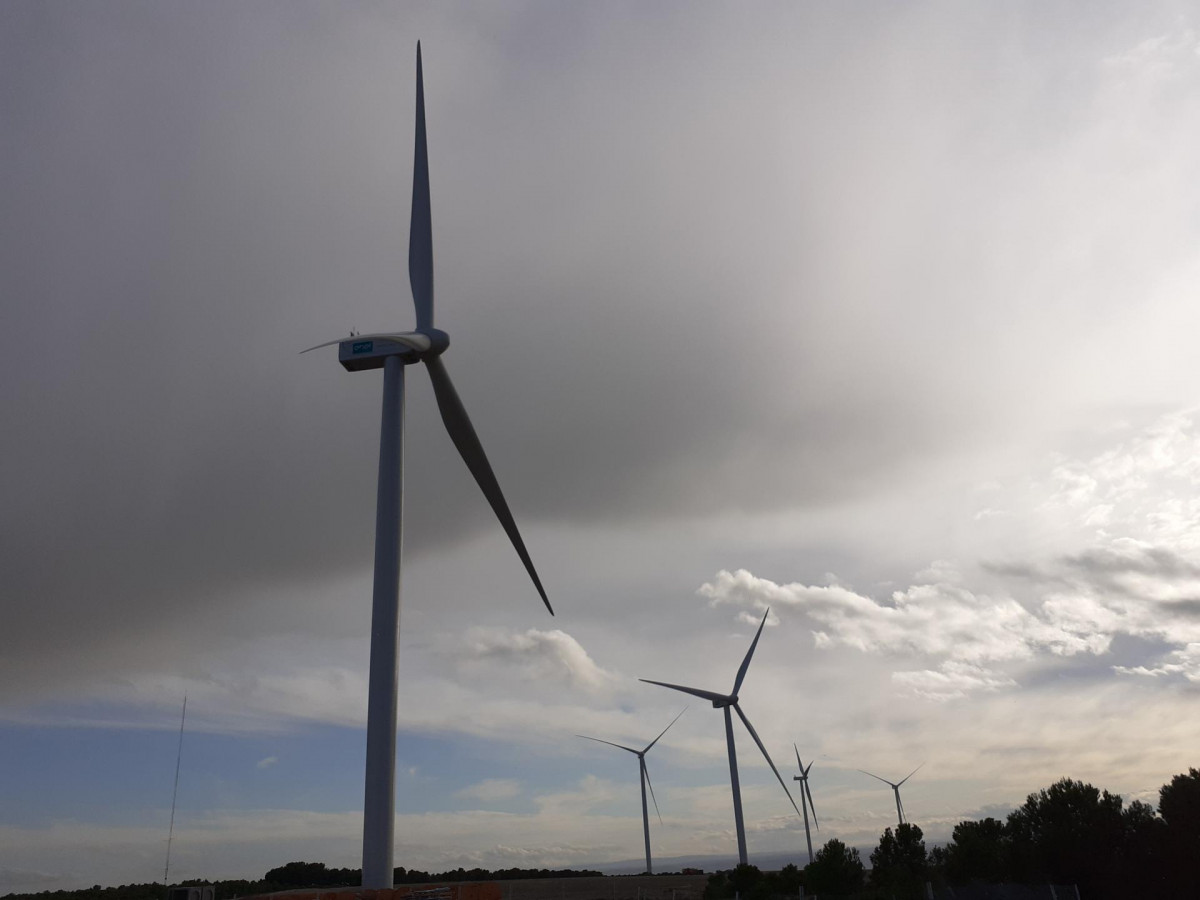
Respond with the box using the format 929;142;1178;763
1007;778;1123;897
803;838;865;896
773;863;802;896
1159;767;1200;895
870;823;928;900
943;816;1010;884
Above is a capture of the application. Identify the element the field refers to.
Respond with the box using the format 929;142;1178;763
488;875;710;900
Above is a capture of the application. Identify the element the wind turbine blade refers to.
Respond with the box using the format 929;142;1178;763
642;759;662;825
806;781;819;831
638;679;729;705
731;609;770;695
643;707;687;753
409;42;434;330
576;735;639;755
858;769;896;788
424;355;552;614
300;332;434;354
897;762;925;787
733;704;803;820
793;743;803;772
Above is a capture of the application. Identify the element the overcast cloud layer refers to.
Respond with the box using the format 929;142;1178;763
3;1;1200;892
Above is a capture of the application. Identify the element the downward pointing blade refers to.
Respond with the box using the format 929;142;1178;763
642;758;662;825
424;355;552;614
733;703;803;820
638;679;729;706
732;609;770;695
806;780;819;831
409;42;434;331
643;707;687;753
577;735;639;755
897;762;925;787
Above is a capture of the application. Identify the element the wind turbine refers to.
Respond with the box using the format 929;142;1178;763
640;609;801;865
792;745;819;865
576;709;686;875
858;763;924;827
305;44;552;889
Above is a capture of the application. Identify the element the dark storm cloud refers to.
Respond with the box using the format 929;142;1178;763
4;0;1198;703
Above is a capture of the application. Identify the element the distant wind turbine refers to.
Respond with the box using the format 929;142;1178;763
859;763;924;827
640;609;802;865
305;44;552;889
576;709;686;874
792;745;819;865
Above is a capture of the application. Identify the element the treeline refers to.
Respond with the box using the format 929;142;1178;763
1;863;603;900
704;768;1200;900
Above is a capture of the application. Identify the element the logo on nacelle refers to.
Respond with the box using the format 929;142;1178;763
353;341;374;354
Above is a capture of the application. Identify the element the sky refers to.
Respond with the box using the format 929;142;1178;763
3;0;1200;892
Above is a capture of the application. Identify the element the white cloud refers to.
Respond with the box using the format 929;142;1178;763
255;756;278;770
454;778;522;805
892;662;1017;702
1114;643;1200;682
701;568;1102;673
457;628;618;694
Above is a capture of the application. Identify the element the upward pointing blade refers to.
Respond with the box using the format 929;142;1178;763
858;769;896;788
638;679;729;706
733;703;803;820
577;735;639;755
897;762;925;787
732;609;770;696
424;355;552;614
409;42;434;330
643;707;687;753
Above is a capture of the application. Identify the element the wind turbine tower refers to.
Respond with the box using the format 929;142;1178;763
792;745;819;865
859;764;924;827
305;44;552;888
640;609;802;866
576;709;686;874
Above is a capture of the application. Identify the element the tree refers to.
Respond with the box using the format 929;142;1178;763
703;864;762;900
870;824;928;899
942;817;1010;884
1007;778;1124;897
1159;767;1200;841
804;838;865;896
773;863;803;896
1159;768;1200;895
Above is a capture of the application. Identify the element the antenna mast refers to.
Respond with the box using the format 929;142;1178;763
164;694;187;889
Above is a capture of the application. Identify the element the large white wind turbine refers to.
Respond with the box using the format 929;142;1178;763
792;745;819;865
859;763;924;827
640;609;801;866
305;44;552;889
576;709;686;875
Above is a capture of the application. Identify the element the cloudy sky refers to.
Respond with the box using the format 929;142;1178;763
4;0;1200;892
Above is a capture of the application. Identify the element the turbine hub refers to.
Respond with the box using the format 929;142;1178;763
713;695;736;708
417;328;450;357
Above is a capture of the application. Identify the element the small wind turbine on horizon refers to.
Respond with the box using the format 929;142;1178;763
304;44;552;889
859;763;924;827
576;708;686;875
640;609;802;866
792;745;819;865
